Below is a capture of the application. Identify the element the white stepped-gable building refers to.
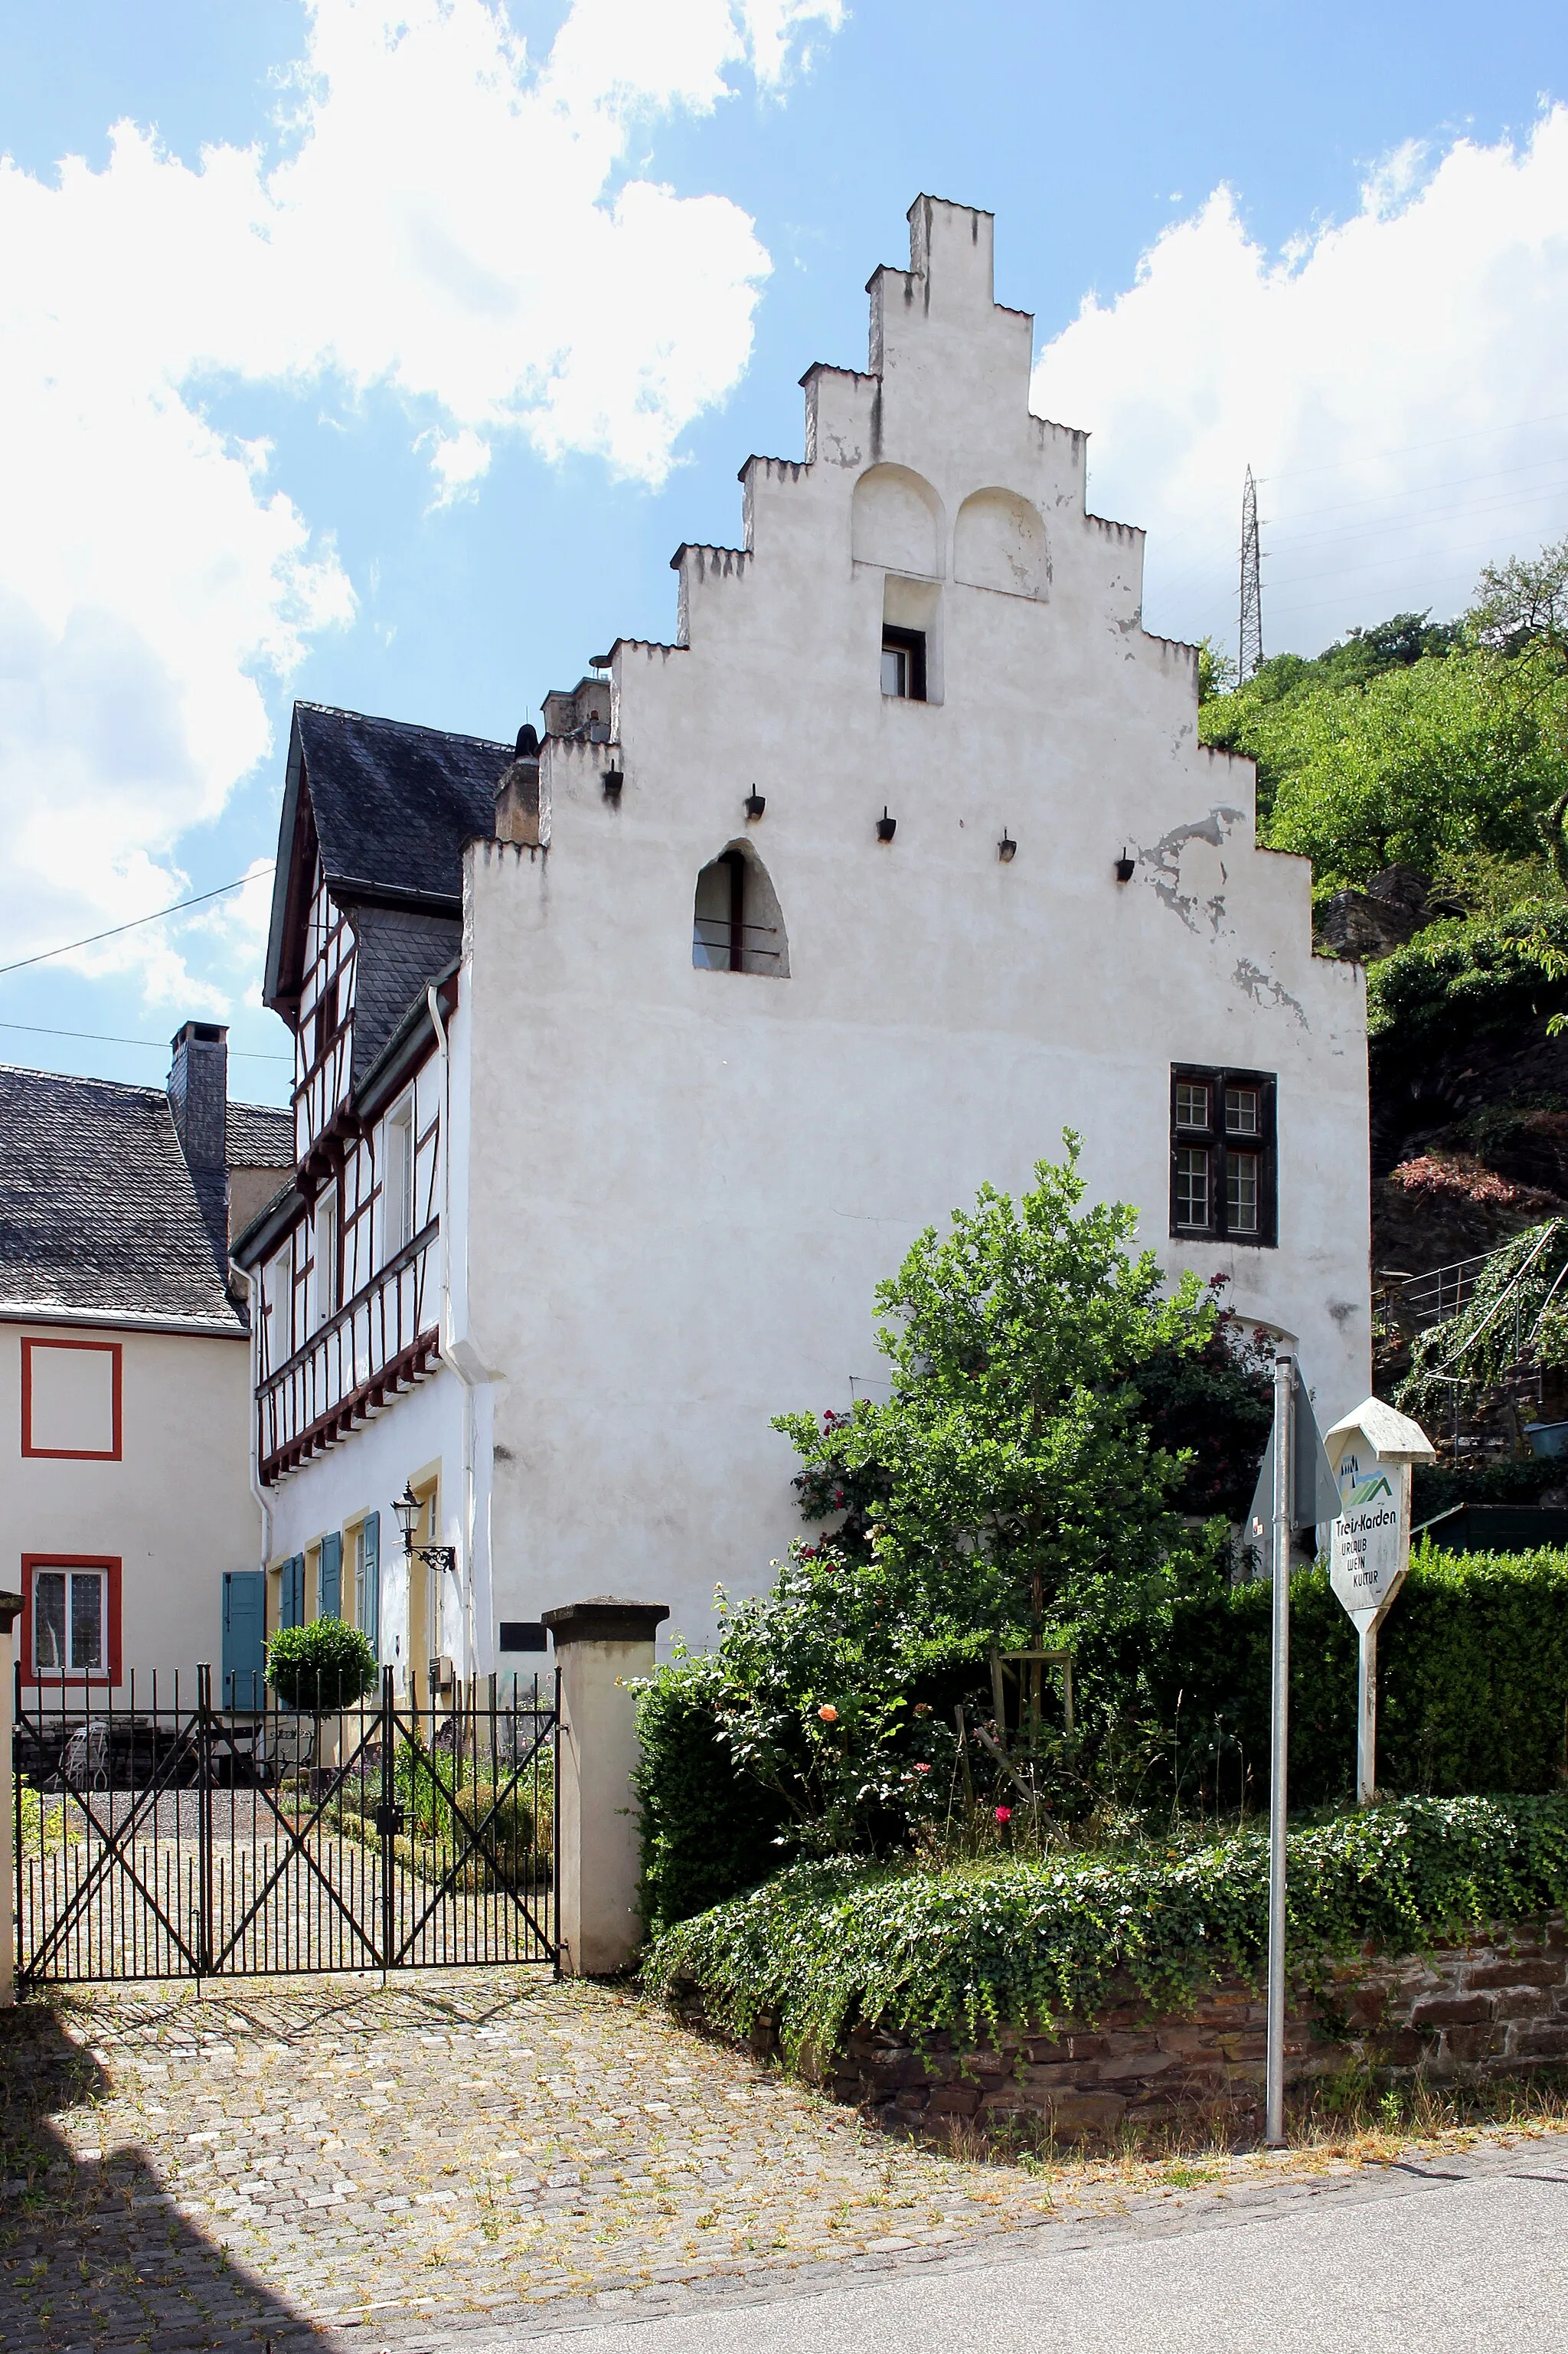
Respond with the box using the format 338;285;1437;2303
234;196;1370;1682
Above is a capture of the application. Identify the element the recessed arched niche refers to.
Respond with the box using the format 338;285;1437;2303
954;487;1050;599
851;464;943;580
691;841;790;978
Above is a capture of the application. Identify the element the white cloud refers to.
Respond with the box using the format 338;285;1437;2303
1031;108;1568;662
0;0;839;1002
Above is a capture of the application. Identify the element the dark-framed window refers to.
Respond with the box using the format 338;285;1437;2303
880;624;926;701
1170;1065;1277;1247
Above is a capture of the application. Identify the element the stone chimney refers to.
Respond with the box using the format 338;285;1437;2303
495;724;541;846
168;1021;230;1268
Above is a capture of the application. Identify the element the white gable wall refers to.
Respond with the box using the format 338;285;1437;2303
457;200;1370;1656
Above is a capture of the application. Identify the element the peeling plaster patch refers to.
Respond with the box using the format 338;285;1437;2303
1142;807;1243;937
1233;956;1309;1029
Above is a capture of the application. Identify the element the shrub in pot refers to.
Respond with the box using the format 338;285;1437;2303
266;1619;379;1712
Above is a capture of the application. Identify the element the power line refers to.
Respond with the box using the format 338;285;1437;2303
1140;447;1568;603
1256;408;1568;486
1155;446;1568;579
0;1019;289;1064
0;868;275;981
1155;488;1568;620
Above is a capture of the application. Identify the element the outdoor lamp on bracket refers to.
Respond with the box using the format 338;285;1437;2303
394;1482;456;1577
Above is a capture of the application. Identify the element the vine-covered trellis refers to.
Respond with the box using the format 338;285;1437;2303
1396;1217;1568;1426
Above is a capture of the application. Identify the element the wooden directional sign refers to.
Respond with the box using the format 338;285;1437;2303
1321;1396;1436;1804
1330;1467;1404;1626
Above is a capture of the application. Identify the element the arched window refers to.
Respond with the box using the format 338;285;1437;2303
691;843;789;977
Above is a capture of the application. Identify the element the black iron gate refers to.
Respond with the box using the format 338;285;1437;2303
13;1665;558;1985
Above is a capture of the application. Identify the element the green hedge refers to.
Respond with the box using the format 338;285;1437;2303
633;1655;790;1932
636;1548;1568;1933
643;1793;1568;2068
1154;1546;1568;1810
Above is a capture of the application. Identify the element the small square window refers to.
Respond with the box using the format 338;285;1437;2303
1174;1146;1211;1230
880;625;926;702
1225;1085;1260;1136
1174;1082;1210;1130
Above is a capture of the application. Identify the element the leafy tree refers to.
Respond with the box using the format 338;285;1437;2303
1129;1306;1276;1519
1196;636;1236;705
1204;646;1568;888
265;1618;378;1711
1367;901;1568;1062
1470;533;1568;659
775;1138;1219;1655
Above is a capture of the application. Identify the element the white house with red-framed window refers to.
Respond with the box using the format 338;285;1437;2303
0;1028;291;1695
234;197;1372;1684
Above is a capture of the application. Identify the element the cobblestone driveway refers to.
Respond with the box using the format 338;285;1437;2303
5;1968;1553;2354
2;1968;1070;2352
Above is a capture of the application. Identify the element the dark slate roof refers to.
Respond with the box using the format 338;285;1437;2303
227;1101;293;1167
296;704;511;903
348;904;463;1087
0;1067;246;1334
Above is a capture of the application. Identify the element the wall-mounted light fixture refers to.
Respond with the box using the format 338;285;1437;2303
1115;849;1135;883
744;789;766;821
998;832;1017;864
877;808;897;843
393;1482;456;1577
601;767;624;803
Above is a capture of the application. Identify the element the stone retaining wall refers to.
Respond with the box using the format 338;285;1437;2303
690;1911;1568;2141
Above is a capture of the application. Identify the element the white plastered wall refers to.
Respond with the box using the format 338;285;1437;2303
263;1359;467;1683
0;1320;256;1692
472;201;1371;1656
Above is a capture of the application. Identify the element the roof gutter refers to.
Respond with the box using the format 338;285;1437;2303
328;879;464;919
0;1303;247;1340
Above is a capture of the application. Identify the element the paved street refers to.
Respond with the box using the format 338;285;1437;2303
0;1970;1563;2352
443;2133;1568;2354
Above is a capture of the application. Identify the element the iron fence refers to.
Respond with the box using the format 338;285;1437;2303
13;1663;557;1986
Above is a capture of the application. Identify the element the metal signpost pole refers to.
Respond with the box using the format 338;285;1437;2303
1356;1619;1377;1809
1265;1347;1294;2150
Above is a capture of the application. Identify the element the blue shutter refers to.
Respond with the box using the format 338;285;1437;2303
222;1571;267;1711
319;1531;343;1620
361;1513;380;1656
281;1555;305;1629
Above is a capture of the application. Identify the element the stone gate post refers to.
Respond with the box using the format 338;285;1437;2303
541;1597;668;1976
0;1592;24;2006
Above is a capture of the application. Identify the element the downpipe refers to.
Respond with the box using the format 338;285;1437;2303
426;982;479;1676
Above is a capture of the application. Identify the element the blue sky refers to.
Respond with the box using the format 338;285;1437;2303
2;0;1566;1104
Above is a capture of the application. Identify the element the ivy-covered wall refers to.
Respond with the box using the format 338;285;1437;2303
636;1548;1568;1935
